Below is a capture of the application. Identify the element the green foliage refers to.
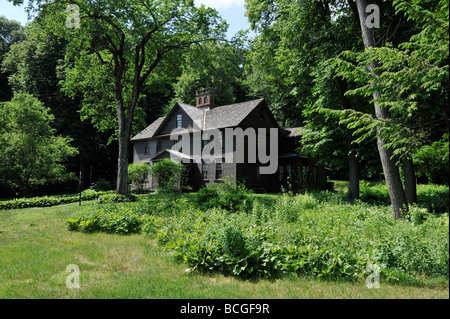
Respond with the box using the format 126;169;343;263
168;40;248;113
33;0;229;141
96;193;138;204
0;16;25;101
243;23;300;127
149;159;186;194
193;179;254;213
221;224;249;259
413;136;449;185
407;205;430;226
128;163;151;193
275;193;318;223
0;190;112;210
66;206;144;235
329;0;448;160
359;181;391;206
358;181;449;213
1;17;118;192
65;198;168;234
194;185;220;208
157;193;449;280
416;184;449;214
90;178;112;191
0;16;25;58
64;182;449;282
0;93;78;197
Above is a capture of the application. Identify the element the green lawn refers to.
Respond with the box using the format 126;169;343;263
0;195;448;299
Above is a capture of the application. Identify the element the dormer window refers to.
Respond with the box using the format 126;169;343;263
177;114;182;128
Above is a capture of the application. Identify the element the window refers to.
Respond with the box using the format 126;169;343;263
215;163;223;180
279;165;284;182
177;114;182;128
202;161;208;180
144;141;150;155
157;139;162;153
286;164;292;181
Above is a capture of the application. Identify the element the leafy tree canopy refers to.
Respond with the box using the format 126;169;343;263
0;93;78;197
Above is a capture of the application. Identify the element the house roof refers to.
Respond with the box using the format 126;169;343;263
131;99;268;142
203;99;264;130
130;117;165;141
177;102;205;130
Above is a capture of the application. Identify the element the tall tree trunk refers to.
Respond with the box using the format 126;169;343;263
115;97;130;195
116;130;129;195
355;0;407;218
112;49;131;195
348;149;360;202
402;156;417;204
376;128;407;218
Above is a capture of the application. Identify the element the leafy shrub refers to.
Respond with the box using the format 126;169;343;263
359;181;390;205
194;186;220;209
359;181;449;214
407;205;430;225
150;159;185;194
140;214;164;234
128;163;151;193
416;184;449;213
413;136;449;185
96;193;138;204
221;224;248;259
0;190;112;210
251;199;272;225
66;206;144;234
193;179;253;213
274;193;318;223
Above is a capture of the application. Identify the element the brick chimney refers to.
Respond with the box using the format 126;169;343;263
196;88;215;110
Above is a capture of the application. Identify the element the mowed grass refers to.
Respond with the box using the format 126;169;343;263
0;199;448;299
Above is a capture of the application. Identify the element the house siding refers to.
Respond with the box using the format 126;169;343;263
133;140;156;163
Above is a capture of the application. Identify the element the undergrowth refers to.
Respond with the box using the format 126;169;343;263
65;182;449;284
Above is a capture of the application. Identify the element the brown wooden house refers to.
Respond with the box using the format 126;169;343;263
131;89;330;192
